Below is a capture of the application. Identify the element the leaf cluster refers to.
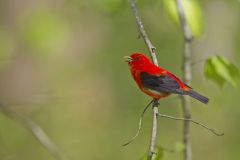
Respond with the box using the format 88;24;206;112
204;56;240;87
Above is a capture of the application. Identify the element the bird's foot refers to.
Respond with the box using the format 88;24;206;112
152;99;160;107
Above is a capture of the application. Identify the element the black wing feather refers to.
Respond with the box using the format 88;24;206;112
140;72;183;94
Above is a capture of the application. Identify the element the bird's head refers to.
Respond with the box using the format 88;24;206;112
124;53;151;67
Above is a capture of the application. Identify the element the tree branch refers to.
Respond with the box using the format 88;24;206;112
129;0;158;67
0;104;68;160
129;0;159;159
175;0;193;160
148;103;158;159
158;113;224;136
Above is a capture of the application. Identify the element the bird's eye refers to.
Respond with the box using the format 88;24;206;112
135;56;140;60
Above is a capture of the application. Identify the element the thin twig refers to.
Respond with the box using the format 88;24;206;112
191;54;219;66
175;0;193;41
129;0;158;66
0;105;68;160
129;0;160;160
191;58;207;66
158;113;224;136
122;100;154;146
175;0;193;160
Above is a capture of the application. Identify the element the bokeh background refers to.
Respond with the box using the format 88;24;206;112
0;0;240;160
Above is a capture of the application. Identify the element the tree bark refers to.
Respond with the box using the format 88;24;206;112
175;0;193;160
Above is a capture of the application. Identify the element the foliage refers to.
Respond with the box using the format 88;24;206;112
163;0;203;37
140;146;164;160
204;55;240;87
0;0;240;160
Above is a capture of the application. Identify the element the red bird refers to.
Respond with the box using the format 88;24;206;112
125;53;209;104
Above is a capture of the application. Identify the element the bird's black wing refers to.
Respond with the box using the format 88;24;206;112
140;72;184;94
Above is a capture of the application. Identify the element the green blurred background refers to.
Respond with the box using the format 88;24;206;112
0;0;239;160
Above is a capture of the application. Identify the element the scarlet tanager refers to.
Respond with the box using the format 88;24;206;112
124;53;209;104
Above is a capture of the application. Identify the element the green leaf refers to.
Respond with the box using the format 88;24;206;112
204;56;240;87
163;0;203;37
140;146;163;160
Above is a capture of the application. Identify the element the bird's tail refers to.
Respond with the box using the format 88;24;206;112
185;90;209;104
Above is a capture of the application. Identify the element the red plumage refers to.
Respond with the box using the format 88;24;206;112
125;53;209;104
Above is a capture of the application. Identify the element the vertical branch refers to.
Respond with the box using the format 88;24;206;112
175;0;193;160
129;0;159;159
147;105;158;159
0;105;68;160
129;0;159;67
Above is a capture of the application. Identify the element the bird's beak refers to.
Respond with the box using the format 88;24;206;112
124;56;133;62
